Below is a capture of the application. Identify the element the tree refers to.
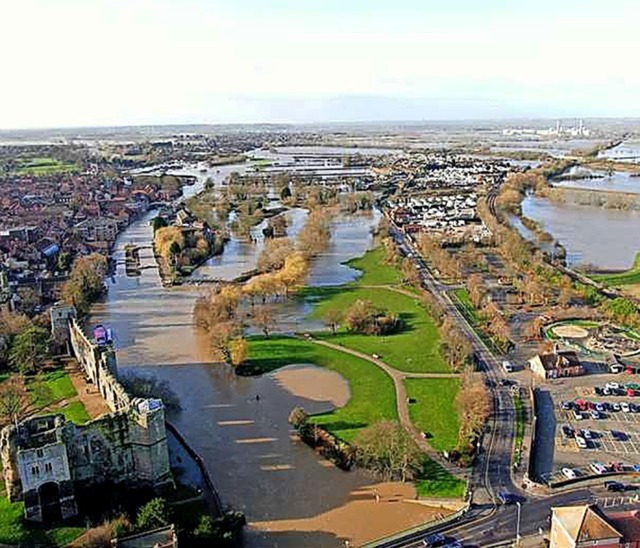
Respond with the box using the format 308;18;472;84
440;318;472;371
343;299;401;336
152;216;168;232
355;420;422;482
466;274;487;309
456;371;492;444
61;253;108;314
288;406;308;429
0;376;29;426
229;338;249;366
253;305;276;338
9;326;49;373
323;309;342;335
135;498;169;532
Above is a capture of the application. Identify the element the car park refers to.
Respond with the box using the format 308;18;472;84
562;467;577;479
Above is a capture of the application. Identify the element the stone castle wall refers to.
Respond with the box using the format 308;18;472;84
0;304;171;522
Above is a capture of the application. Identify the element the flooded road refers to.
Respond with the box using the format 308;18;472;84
520;195;640;269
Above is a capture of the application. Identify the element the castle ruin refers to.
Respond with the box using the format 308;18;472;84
0;304;171;522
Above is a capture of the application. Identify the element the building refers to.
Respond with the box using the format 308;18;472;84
529;347;584;380
73;218;119;242
550;504;640;548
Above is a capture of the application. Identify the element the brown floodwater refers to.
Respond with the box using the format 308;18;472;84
89;204;434;546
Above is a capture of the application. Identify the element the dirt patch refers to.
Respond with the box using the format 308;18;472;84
250;481;449;547
66;360;110;418
552;324;589;339
271;364;350;409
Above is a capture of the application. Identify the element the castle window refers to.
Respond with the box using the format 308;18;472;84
44;462;53;473
31;465;40;477
36;449;44;458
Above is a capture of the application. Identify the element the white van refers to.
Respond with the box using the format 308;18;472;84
502;360;514;373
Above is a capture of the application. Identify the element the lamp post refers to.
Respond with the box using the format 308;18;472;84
516;501;522;546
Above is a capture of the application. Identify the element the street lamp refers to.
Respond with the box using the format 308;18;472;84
516;501;522;546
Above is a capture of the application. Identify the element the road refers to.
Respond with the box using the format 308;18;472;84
383;221;637;547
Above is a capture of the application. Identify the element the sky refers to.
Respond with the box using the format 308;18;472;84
1;0;640;128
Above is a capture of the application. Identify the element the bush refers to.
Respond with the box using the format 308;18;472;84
135;498;169;532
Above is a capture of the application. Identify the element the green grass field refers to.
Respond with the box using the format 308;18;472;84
0;496;84;547
405;378;461;452
344;247;404;286
590;253;640;286
416;459;467;499
513;395;525;466
60;401;91;424
13;157;78;176
450;288;480;325
29;370;78;408
246;335;396;442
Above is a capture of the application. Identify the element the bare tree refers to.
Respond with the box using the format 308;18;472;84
456;371;492;444
253;305;276;338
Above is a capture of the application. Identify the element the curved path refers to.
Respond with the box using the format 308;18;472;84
303;336;467;479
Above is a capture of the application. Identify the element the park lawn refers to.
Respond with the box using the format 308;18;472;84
404;378;461;452
415;459;467;499
590;252;640;287
60;401;91;424
310;286;448;374
246;335;396;442
0;496;84;547
29;370;78;408
345;247;403;286
13;157;78;176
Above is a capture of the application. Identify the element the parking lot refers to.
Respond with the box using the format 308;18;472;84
532;368;640;484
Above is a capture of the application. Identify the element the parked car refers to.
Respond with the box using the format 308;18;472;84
612;402;622;412
582;429;593;439
630;403;639;413
590;462;609;474
562;467;577;479
561;401;572;410
441;542;463;548
590;410;601;420
605;481;625;492
422;533;446;547
607;382;622;391
562;425;575;438
595;402;606;412
576;436;588;449
573;410;584;420
622;402;631;413
594;386;603;396
502;360;514;373
611;430;628;441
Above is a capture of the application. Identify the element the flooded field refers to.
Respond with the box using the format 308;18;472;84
553;167;640;194
598;140;640;164
520;195;640;269
88;163;431;546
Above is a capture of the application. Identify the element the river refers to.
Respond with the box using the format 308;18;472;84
519;195;640;270
88;153;434;546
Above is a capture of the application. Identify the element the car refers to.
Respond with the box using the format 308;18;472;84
573;410;584;420
441;542;463;548
372;354;381;359
422;533;446;547
499;378;514;387
631;403;640;413
605;481;625;492
590;410;601;420
633;464;640;473
607;382;622;391
612;402;622;412
590;462;608;474
562;467;577;479
621;402;631;413
594;386;603;396
595;402;606;412
562;425;575;438
497;491;518;505
575;436;588;449
582;429;593;439
502;360;514;373
561;401;572;410
611;430;628;441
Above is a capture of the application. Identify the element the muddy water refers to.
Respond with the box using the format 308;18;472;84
554;167;640;194
89;201;418;546
520;195;640;269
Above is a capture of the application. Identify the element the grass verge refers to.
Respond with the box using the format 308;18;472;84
513;395;524;466
590;252;640;286
405;378;461;452
416;459;467;499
